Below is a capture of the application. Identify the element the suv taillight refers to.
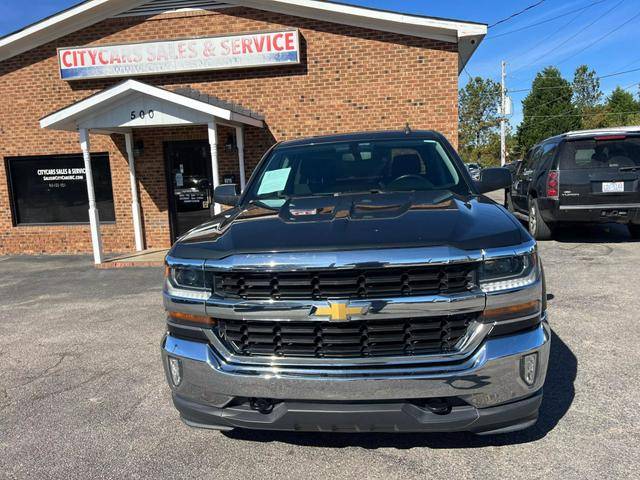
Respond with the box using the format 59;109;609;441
546;170;559;200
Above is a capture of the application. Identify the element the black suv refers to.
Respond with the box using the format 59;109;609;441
507;127;640;239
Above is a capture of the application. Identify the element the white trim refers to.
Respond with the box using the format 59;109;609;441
231;0;486;71
233;0;486;40
115;0;231;18
0;0;486;71
40;79;264;130
125;132;145;252
0;0;148;61
236;125;246;190
208;121;222;215
559;204;640;210
79;128;104;265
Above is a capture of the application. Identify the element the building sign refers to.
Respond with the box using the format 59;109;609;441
6;154;115;224
58;30;300;80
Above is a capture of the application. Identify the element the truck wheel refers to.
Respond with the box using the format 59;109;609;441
629;224;640;239
528;198;553;240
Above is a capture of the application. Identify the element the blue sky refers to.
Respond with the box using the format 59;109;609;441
2;0;639;126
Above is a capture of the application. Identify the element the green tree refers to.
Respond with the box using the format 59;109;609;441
580;105;609;130
572;65;602;111
604;87;640;126
516;67;579;154
572;65;602;128
473;129;517;166
458;77;501;165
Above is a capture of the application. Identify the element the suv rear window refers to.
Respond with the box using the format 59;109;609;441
559;136;640;170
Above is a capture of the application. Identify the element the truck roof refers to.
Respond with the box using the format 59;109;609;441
276;130;445;148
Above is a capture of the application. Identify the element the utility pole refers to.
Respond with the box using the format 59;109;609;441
500;60;507;167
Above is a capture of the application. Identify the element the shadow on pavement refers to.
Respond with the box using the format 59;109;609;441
223;330;576;449
543;223;636;244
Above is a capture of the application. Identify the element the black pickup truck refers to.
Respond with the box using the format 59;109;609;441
507;127;640;239
162;130;550;434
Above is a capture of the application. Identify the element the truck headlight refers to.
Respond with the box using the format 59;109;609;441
172;267;205;289
164;262;211;301
480;253;538;293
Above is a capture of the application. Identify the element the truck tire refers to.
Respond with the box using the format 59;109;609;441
528;198;553;240
629;224;640;239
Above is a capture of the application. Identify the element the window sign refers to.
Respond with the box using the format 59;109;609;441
6;154;115;225
257;168;291;196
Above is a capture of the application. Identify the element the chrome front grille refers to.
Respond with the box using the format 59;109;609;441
214;264;478;300
216;313;478;359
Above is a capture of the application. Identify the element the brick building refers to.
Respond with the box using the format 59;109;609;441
0;0;486;263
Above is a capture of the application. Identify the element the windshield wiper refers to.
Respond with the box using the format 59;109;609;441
307;190;387;197
619;166;640;172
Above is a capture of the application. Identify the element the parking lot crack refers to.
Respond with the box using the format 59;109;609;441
10;351;76;389
31;368;118;402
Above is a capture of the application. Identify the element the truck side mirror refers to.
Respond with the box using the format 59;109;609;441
213;184;240;207
475;167;512;194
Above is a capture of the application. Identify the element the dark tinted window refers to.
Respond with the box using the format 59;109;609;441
559;137;640;169
248;138;468;204
6;153;115;225
523;147;541;170
537;142;558;170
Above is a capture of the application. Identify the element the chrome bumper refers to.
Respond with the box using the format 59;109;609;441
161;319;550;410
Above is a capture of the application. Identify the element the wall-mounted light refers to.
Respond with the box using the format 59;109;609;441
224;133;236;152
133;139;144;157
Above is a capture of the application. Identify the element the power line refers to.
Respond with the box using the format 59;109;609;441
518;82;640;128
508;66;640;94
486;0;607;40
507;2;597;75
510;0;625;76
489;0;547;28
527;109;640;119
615;54;640;72
556;8;640;66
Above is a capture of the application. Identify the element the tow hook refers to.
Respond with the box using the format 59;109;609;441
250;398;275;414
424;398;453;415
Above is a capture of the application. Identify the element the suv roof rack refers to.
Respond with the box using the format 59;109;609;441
563;126;640;139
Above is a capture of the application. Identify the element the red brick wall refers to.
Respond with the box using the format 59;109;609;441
0;7;459;256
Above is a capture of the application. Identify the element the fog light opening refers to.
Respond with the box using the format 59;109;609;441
168;357;183;387
521;353;538;386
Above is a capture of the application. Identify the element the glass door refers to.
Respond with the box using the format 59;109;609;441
164;140;213;241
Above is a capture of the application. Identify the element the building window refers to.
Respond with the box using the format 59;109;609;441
5;153;116;225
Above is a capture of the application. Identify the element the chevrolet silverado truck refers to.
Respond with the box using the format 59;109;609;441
162;130;550;434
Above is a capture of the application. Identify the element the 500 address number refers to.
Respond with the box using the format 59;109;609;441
130;110;155;120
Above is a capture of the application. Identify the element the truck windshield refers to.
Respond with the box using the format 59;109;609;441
247;138;469;203
560;136;640;170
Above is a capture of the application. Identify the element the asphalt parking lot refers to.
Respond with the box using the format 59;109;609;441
1;221;639;479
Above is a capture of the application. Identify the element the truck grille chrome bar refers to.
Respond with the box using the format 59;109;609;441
215;264;477;300
217;313;478;359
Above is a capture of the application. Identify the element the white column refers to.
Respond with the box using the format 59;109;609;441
208;121;222;215
125;132;144;252
235;125;246;191
79;129;103;265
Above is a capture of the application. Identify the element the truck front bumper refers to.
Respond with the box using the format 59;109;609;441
161;320;550;434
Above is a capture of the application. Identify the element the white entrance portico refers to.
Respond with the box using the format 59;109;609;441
40;79;264;264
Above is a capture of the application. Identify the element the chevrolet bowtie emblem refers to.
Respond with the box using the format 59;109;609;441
313;301;368;322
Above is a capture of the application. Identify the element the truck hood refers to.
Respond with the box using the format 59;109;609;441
169;191;528;260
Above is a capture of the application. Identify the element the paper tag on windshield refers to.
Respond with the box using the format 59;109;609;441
257;167;291;195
